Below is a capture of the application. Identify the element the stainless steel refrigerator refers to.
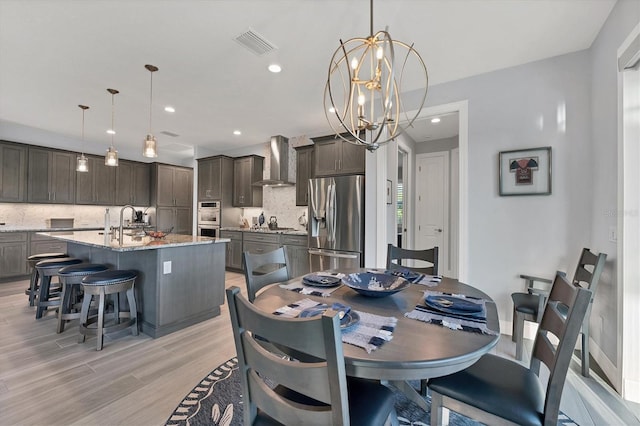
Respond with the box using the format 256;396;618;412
308;175;364;271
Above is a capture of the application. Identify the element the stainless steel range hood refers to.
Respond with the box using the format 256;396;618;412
253;135;295;187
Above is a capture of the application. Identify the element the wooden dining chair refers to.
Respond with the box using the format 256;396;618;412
429;273;592;426
226;286;398;425
242;246;291;302
386;244;439;275
511;248;606;376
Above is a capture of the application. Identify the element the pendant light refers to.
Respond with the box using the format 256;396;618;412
142;64;159;158
324;0;428;151
76;105;90;172
105;88;119;166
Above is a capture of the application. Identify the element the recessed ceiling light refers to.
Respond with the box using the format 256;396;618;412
268;64;282;73
106;129;116;135
164;106;175;113
431;117;441;124
233;130;242;136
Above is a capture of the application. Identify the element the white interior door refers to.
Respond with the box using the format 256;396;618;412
415;152;449;274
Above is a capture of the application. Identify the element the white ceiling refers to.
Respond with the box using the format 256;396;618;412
0;0;615;160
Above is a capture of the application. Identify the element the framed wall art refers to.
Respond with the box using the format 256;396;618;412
499;147;551;196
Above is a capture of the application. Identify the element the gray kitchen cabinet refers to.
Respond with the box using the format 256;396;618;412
233;155;264;207
150;163;193;234
197;155;234;202
0;141;27;203
156;206;192;235
153;164;192;207
312;135;365;177
220;230;243;270
75;156;116;205
281;234;309;278
30;232;68;257
294;145;314;206
27;147;76;204
116;160;150;206
0;232;28;278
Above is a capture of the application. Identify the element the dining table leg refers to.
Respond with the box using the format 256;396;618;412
387;380;430;412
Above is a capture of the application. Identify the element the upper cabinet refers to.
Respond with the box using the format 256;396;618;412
0;141;27;202
152;163;193;207
76;155;116;205
312;135;365;177
294;145;314;206
116;160;150;206
197;155;234;202
233;155;264;207
27;147;75;204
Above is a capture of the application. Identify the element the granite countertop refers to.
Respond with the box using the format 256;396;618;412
37;230;230;252
221;226;308;236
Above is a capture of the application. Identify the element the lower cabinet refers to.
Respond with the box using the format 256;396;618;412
30;232;68;256
281;234;309;278
0;232;28;278
220;230;243;270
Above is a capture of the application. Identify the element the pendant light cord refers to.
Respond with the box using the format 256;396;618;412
111;92;115;147
149;70;153;133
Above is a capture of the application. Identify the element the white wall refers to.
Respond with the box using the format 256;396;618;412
590;0;640;388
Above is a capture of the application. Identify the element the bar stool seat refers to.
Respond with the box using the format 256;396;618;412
34;257;83;319
56;263;109;334
25;252;68;306
79;270;138;351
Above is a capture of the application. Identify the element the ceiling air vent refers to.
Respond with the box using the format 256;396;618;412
160;130;180;137
234;28;277;56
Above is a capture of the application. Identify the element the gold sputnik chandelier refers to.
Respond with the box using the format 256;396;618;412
324;0;428;151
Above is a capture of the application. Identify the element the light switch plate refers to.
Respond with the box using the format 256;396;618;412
609;226;617;243
163;261;172;274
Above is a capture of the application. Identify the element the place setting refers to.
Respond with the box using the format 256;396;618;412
272;297;398;354
405;290;499;336
278;272;344;297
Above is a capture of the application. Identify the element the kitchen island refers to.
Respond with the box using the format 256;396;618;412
38;230;229;338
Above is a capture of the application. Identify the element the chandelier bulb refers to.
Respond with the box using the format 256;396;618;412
351;57;358;70
376;46;384;60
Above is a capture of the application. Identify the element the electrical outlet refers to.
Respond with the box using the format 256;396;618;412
163;261;172;274
609;226;617;243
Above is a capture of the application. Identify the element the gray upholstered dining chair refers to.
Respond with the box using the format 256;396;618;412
226;286;398;425
386;244;439;275
511;248;606;376
242;246;291;302
429;273;592;426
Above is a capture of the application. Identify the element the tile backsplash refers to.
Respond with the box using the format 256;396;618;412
0;203;149;228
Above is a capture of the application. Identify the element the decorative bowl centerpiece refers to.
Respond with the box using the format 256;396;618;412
144;226;173;239
342;272;410;297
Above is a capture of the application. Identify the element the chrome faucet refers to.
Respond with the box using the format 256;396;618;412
119;205;136;244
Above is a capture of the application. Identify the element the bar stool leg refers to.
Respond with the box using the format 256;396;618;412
79;293;92;343
57;281;72;333
28;268;39;306
97;289;106;351
36;276;52;319
126;286;138;336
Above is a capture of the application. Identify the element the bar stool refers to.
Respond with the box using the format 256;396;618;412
56;263;109;334
79;270;138;351
34;257;83;319
25;252;68;306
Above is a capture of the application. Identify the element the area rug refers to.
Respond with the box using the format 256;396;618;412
166;358;578;426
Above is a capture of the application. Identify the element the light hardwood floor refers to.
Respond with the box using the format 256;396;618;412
0;272;638;426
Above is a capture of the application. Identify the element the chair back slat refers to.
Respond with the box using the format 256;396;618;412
243;247;291;302
571;248;607;295
529;273;592;425
386;244;439;275
226;287;350;425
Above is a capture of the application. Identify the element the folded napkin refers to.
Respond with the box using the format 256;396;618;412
273;299;397;353
405;290;498;336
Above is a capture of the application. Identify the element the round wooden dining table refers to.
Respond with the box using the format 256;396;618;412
252;271;500;408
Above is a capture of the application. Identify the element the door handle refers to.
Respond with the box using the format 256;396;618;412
308;250;358;259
